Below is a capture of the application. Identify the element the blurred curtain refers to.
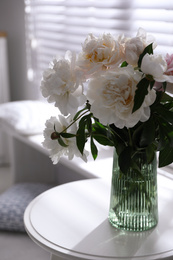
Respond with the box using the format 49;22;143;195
24;0;173;89
0;32;10;165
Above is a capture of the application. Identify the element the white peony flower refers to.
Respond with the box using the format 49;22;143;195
124;28;156;66
87;65;156;128
41;51;86;116
141;53;173;83
42;115;88;164
77;33;124;76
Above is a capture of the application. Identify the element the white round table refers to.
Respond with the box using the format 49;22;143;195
24;176;173;260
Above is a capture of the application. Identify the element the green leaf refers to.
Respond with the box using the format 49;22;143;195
93;134;114;146
132;78;150;113
76;114;92;154
160;92;173;103
87;117;92;135
60;133;76;138
146;144;156;164
90;136;98;160
149;80;155;90
58;137;68;147
132;123;144;147
76;122;86;155
156;105;173;124
109;124;128;145
121;61;128;67
155;114;173;152
138;43;153;68
168;132;173;148
92;121;113;144
118;146;132;175
162;81;167;91
157;122;168;151
139;117;155;147
79;114;92;127
150;91;163;108
109;125;129;155
93;120;106;131
159;145;173;167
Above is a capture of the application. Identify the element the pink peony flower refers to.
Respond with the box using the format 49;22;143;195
165;54;173;75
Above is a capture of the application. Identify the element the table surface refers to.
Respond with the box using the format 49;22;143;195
24;175;173;260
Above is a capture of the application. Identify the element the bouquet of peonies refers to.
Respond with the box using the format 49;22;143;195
41;28;173;175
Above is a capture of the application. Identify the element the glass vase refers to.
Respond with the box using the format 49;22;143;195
108;149;158;231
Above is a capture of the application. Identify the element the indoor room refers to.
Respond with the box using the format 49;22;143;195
0;0;173;259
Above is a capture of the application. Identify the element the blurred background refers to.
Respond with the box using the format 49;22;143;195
1;0;173;103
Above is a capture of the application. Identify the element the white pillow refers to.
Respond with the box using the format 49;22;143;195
0;100;59;135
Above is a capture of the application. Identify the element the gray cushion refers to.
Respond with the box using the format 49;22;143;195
0;183;53;232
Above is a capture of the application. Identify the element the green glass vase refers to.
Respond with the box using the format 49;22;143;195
108;149;158;231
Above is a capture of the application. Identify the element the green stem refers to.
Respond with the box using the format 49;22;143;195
108;125;127;145
61;109;90;134
128;128;133;147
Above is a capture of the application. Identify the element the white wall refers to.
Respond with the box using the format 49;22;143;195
0;0;39;101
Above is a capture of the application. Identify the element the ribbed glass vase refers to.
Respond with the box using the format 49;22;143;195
108;150;158;231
